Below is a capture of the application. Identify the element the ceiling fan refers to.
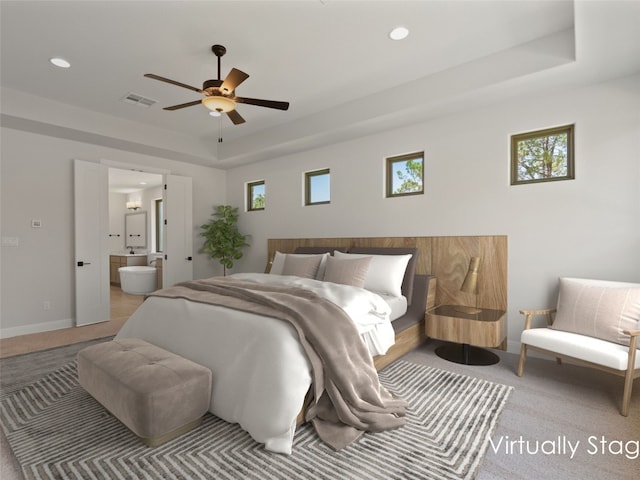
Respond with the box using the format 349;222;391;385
144;44;289;125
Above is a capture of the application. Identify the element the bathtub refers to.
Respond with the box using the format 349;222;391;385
119;266;157;295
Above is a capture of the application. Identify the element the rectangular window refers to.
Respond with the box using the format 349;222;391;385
305;169;330;206
247;180;265;211
386;152;424;197
511;124;574;185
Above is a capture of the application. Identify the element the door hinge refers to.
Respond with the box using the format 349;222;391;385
164;184;167;190
164;219;167;225
164;254;167;260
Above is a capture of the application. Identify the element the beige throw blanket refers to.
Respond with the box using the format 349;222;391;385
149;277;407;450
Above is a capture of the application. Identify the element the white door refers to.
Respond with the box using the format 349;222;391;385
74;160;110;326
163;174;193;287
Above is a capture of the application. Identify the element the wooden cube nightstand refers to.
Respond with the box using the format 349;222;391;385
426;305;506;365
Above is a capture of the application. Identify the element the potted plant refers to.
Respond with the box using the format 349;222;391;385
200;205;249;276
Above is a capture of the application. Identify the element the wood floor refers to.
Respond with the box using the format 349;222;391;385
0;286;143;359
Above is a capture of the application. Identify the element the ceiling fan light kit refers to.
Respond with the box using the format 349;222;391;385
202;95;235;113
144;44;289;126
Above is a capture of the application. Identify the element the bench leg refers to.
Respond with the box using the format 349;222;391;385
517;344;527;377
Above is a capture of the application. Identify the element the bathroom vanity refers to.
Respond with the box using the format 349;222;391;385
110;255;147;286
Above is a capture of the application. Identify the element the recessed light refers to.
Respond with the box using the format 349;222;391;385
389;26;409;41
50;57;71;68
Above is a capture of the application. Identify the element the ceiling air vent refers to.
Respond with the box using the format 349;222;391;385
121;92;157;108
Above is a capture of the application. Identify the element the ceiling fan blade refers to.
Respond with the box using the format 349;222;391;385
226;109;246;125
144;74;203;94
220;68;249;94
235;97;289;111
163;100;202;111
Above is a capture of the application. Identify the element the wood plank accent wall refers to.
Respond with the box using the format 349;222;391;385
268;236;507;311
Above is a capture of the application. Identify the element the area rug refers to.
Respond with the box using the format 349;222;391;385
1;351;512;480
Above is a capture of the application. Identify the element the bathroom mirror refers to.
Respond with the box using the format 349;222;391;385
125;211;147;248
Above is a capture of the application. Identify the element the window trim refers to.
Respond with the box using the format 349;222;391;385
247;180;265;211
385;151;424;198
304;168;331;206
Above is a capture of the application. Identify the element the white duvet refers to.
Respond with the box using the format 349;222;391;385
115;273;395;454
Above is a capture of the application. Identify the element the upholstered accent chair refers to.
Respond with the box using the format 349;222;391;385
517;278;640;417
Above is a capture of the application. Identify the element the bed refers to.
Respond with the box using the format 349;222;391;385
115;246;433;454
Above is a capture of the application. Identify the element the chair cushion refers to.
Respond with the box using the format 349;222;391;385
551;277;640;348
522;328;640;371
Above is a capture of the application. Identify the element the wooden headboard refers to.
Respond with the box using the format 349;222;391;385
268;236;507;311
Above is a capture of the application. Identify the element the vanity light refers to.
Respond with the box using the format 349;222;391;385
389;26;409;41
126;201;141;211
50;57;71;68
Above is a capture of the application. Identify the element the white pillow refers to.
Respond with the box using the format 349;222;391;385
269;251;330;280
334;250;412;297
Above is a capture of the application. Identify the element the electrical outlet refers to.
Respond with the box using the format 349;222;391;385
43;301;51;310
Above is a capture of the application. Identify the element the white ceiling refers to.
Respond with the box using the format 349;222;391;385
1;1;640;169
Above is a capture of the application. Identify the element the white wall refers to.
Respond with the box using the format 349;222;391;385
226;74;640;352
0;129;227;337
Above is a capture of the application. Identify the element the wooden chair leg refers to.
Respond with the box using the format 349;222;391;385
621;342;638;417
621;374;633;417
517;344;527;377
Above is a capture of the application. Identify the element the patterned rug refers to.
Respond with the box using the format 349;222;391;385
1;359;512;480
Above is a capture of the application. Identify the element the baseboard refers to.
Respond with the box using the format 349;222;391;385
0;318;74;339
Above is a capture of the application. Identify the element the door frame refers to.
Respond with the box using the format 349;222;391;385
74;159;193;326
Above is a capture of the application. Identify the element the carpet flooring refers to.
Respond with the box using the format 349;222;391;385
2;340;638;479
1;349;511;480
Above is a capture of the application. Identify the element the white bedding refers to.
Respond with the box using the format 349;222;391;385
379;293;408;321
115;273;395;454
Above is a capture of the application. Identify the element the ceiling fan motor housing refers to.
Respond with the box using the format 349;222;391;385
203;79;224;91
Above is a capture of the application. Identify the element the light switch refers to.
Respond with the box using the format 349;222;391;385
1;237;19;247
31;219;42;228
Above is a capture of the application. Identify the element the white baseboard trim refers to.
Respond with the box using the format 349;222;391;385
0;318;74;339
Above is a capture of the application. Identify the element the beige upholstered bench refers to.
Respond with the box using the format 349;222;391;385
77;338;212;446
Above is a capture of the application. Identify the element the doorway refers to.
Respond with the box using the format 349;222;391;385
74;160;193;327
108;168;163;317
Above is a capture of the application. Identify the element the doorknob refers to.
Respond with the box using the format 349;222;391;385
185;256;193;261
77;261;92;267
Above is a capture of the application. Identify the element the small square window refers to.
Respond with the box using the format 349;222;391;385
305;169;330;206
386;152;424;198
247;180;265;211
511;124;574;185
